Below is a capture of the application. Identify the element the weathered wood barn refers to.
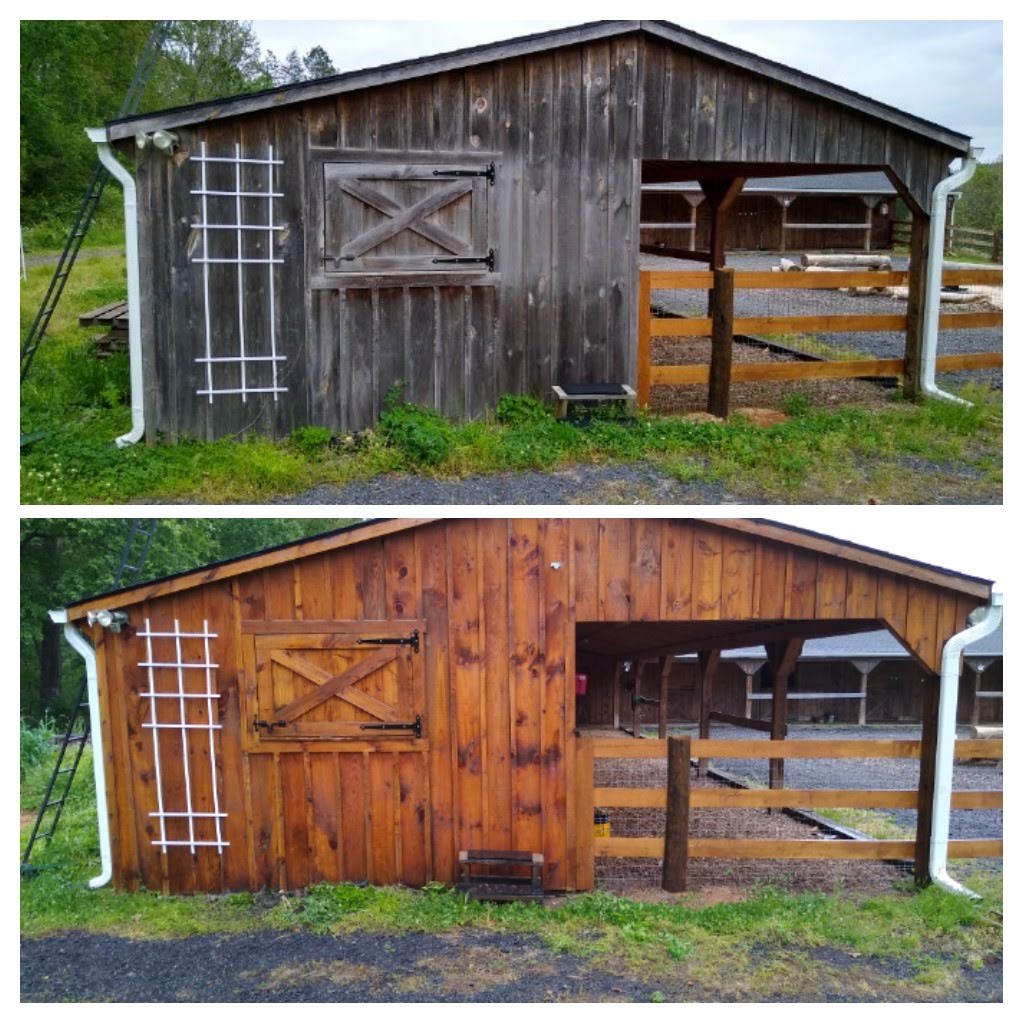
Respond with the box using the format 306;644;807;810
577;625;1003;731
640;171;898;254
98;20;973;441
60;518;995;894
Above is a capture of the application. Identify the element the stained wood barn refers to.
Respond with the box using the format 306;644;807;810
99;20;973;441
60;517;994;895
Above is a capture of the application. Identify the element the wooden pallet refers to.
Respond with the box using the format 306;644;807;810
456;849;545;902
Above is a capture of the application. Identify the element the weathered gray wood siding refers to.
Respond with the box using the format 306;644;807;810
135;36;642;440
637;37;960;215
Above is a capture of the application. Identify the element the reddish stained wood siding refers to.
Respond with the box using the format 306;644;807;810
93;518;983;893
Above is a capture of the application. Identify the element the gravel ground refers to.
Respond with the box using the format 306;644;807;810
644;252;1003;395
278;462;759;506
21;928;1001;1002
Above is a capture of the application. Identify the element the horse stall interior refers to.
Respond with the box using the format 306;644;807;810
98;20;972;442
59;518;998;896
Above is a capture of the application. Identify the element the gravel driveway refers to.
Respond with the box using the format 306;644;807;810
21;927;1001;1002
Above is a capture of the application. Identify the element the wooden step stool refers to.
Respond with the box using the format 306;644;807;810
552;383;637;420
456;849;545;902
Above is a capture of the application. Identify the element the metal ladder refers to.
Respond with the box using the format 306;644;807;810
21;519;160;871
20;21;171;382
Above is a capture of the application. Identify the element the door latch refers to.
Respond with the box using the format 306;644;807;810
254;717;288;732
431;249;495;272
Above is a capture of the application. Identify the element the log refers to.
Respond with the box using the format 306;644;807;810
969;726;1003;741
801;253;891;269
662;735;691;892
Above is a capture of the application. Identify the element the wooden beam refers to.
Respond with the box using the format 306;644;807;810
593;787;1003;810
915;673;940;885
709;710;773;732
662;736;691;892
904;210;931;398
708;266;735;418
636;270;652;408
698;649;720;775
611;660;623;732
574;739;595;891
658;656;672;740
767;639;804;790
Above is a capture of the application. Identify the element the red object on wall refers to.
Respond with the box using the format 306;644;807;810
575;673;588;696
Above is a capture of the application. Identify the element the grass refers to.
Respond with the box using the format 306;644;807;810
20;743;1001;1000
21;253;1002;504
814;807;916;841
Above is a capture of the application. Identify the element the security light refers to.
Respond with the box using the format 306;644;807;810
151;129;179;152
135;131;148;151
86;609;130;632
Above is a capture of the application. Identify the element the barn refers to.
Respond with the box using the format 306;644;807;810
91;19;974;443
54;517;999;895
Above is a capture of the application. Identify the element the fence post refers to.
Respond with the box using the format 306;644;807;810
993;229;1003;263
707;266;735;418
662;735;691;892
637;271;652;409
575;738;595;890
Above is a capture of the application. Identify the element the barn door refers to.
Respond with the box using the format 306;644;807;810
247;625;424;744
321;161;493;274
241;621;431;888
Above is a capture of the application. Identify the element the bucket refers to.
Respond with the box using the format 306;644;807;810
593;810;611;838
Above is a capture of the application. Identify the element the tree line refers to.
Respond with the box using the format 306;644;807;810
21;518;354;723
20;20;338;227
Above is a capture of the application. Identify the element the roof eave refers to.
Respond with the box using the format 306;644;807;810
104;19;971;155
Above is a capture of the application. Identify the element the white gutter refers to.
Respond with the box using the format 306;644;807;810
918;148;980;406
86;127;144;447
929;591;1003;899
48;610;113;889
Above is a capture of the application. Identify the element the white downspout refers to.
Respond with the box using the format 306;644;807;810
918;148;981;406
929;591;1003;899
49;610;113;889
86;127;144;447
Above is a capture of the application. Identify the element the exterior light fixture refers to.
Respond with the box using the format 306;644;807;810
86;609;130;632
135;131;148;150
151;129;179;152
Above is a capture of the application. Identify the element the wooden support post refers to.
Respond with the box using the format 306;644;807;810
744;672;754;720
767;638;803;790
698;650;720;775
915;674;940;886
575;738;595;891
612;660;622;732
708;266;735;419
699;177;745;314
658;655;672;740
637;271;652;408
859;671;869;727
970;668;982;728
632;661;642;738
662;735;691;893
904;210;931;399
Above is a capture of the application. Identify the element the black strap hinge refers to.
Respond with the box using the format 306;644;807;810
359;714;422;739
433;162;494;184
255;717;288;732
431;249;495;272
357;629;420;654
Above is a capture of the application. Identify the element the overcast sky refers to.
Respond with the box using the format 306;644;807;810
251;19;1003;157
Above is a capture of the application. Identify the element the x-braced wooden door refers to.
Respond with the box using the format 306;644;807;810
241;620;431;887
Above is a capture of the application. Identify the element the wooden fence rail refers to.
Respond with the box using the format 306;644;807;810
573;736;1003;890
636;267;1004;410
892;220;1003;262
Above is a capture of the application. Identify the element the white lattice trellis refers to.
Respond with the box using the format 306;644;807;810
139;618;228;853
190;142;287;403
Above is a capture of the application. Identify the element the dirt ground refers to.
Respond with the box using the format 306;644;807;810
20;928;1002;1002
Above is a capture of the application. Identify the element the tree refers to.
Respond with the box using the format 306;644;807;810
303;45;338;80
20;518;356;723
955;158;1002;231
